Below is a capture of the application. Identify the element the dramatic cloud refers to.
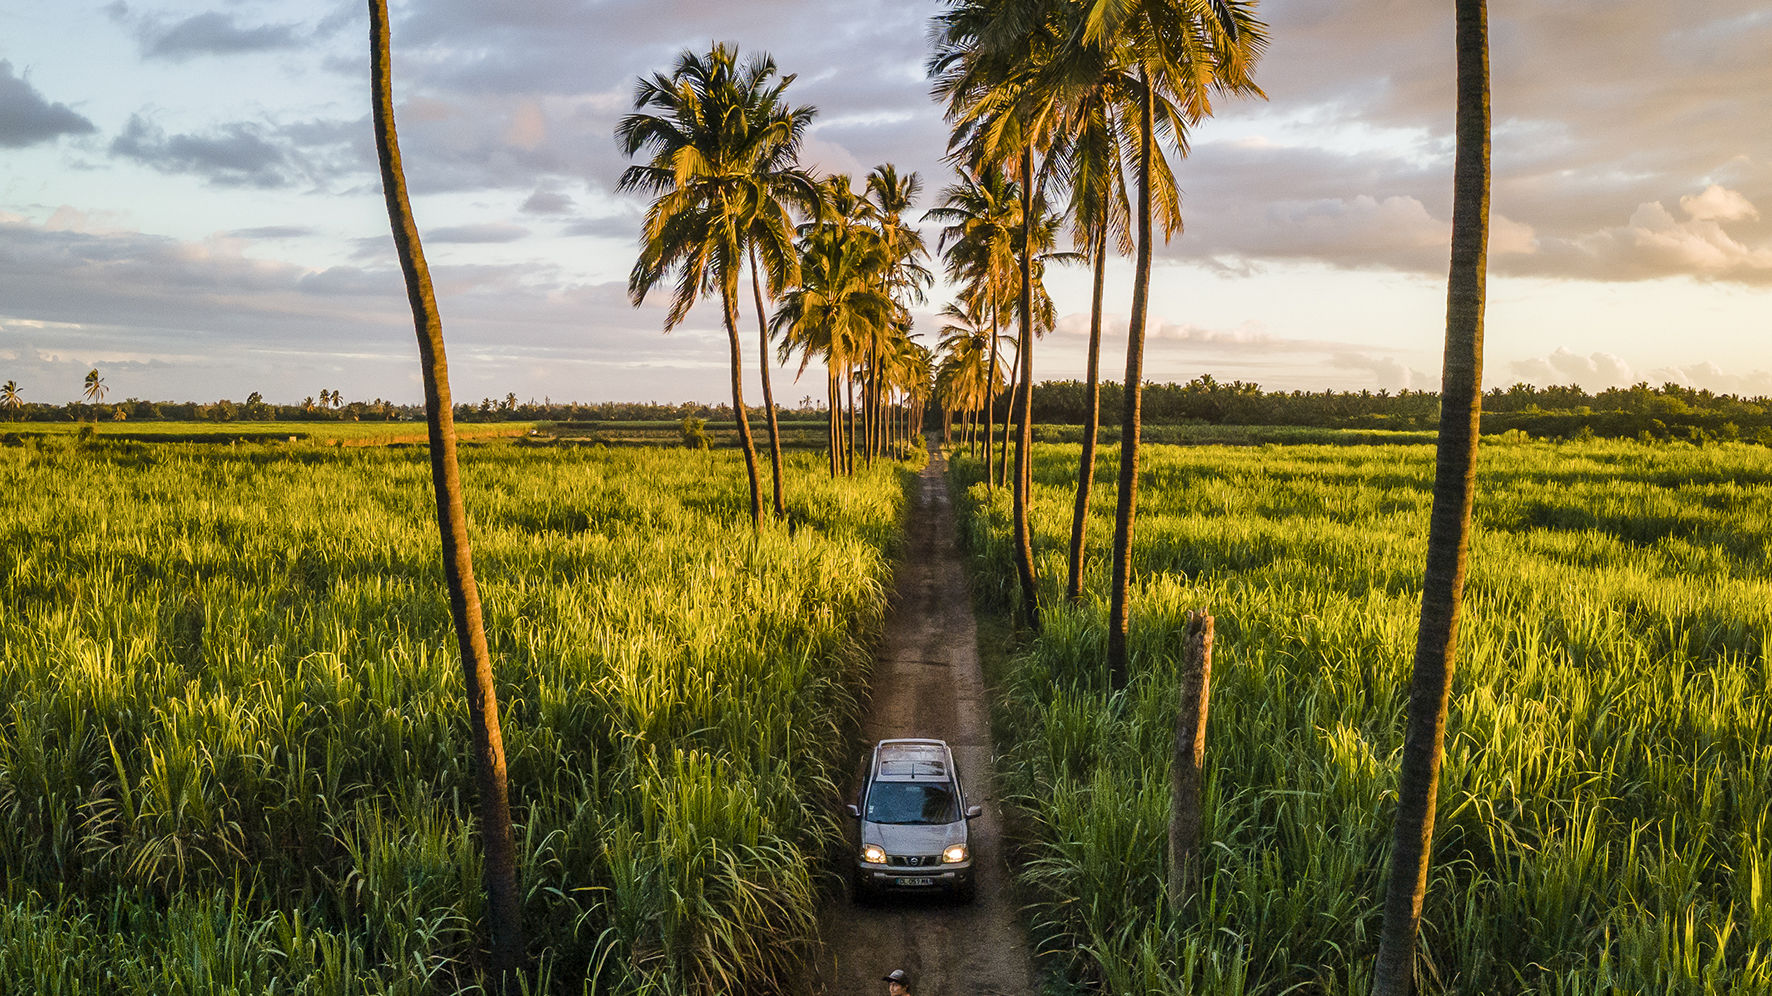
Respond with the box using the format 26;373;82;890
0;60;97;147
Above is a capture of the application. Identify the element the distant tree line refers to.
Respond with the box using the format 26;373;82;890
0;393;835;424
1024;376;1772;442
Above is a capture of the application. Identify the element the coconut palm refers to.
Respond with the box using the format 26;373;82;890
367;0;523;988
773;182;895;477
620;44;810;530
924;165;1020;489
932;0;1085;630
1060;0;1267;683
1038;36;1179;603
936;301;1007;454
1371;2;1491;992
1;380;21;419
82;369;106;404
735;69;822;518
862;164;933;462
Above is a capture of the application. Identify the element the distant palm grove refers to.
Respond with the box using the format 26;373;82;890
4;0;1768;995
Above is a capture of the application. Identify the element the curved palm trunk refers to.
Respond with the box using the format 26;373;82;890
1067;223;1110;603
1107;73;1156;688
749;247;785;517
1371;2;1490;992
368;1;523;987
1010;143;1040;631
720;275;764;529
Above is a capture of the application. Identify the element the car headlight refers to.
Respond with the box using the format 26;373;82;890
861;844;887;864
942;844;968;864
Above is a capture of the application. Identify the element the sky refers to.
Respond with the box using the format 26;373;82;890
0;0;1768;405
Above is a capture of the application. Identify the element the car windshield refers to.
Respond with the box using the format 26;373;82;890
866;781;960;825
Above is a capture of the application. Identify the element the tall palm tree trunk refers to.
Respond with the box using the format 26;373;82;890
999;325;1018;490
845;371;857;474
749;247;786;517
983;303;998;487
1372;2;1490;992
863;343;877;467
1067;224;1110;603
720;277;764;529
1010;143;1041;631
1107;73;1157;687
827;366;840;478
368;1;523;987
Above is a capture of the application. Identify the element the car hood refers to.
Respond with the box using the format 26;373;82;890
862;820;966;854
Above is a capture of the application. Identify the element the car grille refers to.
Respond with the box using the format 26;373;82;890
888;854;943;867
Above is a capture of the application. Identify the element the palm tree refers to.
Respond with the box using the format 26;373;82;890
773;180;896;478
863;164;933;461
1;380;21;419
1038;37;1179;603
924;165;1020;489
1371;1;1490;992
620;44;809;530
368;1;524;987
933;0;1086;631
735;69;822;517
1061;0;1267;683
936;301;1007;455
83;369;106;404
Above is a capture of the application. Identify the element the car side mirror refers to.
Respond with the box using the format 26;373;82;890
965;805;983;820
846;804;861;818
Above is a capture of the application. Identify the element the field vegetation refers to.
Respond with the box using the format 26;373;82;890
956;438;1772;994
0;437;912;993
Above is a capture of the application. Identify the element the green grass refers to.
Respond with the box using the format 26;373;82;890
953;437;1772;995
0;435;915;994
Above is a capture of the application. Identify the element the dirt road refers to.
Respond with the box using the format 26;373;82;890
812;449;1034;996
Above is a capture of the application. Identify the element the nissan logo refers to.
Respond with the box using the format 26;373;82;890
907;857;920;866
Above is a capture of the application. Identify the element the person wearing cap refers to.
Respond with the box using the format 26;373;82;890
883;968;911;995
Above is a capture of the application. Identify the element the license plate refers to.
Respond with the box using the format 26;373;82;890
897;877;934;887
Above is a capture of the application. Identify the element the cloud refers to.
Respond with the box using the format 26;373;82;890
139;11;303;61
0;60;97;148
110;114;291;187
1508;348;1635;391
1682;184;1759;223
1524;187;1772;284
520;188;575;214
427;222;530;244
107;112;366;190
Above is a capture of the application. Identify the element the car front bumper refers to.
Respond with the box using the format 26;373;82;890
858;861;973;890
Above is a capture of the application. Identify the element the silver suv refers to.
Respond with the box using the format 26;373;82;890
847;738;981;902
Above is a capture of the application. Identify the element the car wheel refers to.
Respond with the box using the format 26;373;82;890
851;872;875;905
954;878;976;905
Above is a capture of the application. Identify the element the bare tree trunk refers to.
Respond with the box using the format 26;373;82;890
368;2;523;988
1010;143;1040;632
750;246;785;518
1372;2;1490;993
1168;610;1214;912
1067;224;1109;603
1107;72;1156;688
